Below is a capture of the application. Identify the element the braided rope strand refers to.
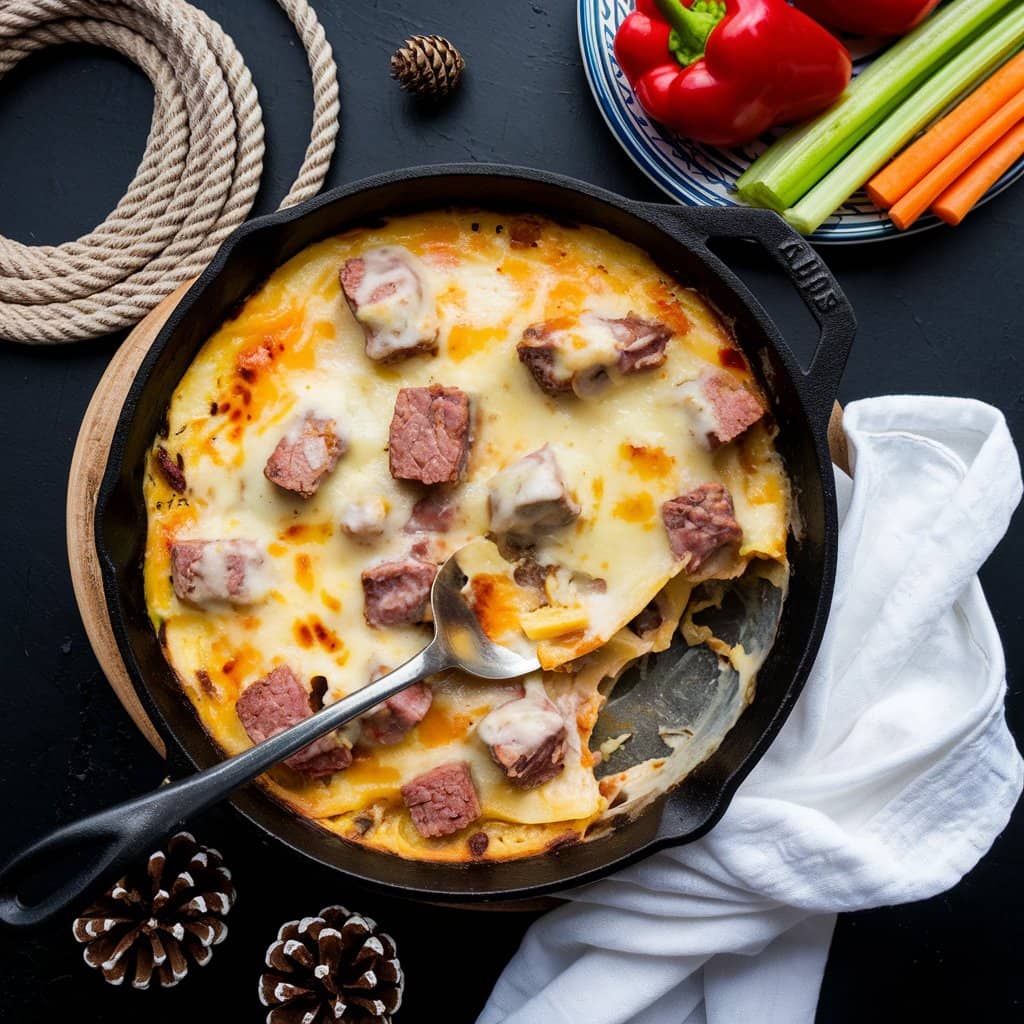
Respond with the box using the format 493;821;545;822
0;0;338;343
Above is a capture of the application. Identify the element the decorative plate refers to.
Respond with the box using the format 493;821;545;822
578;0;1024;243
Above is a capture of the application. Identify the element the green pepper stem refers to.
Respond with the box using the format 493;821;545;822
655;0;726;67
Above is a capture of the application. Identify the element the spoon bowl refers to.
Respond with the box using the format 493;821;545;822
431;547;541;680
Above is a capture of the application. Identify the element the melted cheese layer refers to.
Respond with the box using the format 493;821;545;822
144;210;790;862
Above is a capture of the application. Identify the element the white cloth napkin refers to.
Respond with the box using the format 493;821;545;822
479;396;1023;1024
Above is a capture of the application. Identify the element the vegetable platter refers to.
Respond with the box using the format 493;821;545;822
579;0;1024;243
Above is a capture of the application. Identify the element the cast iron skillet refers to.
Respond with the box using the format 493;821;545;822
75;166;859;907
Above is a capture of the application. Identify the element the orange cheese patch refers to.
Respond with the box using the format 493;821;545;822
417;702;489;748
546;277;589;313
213;641;263;702
470;574;525;641
295;554;315;592
612;492;656;525
342;756;402;788
620;443;675;481
447;323;507;363
643;281;693;336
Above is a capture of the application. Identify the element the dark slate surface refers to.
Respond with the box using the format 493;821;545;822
0;2;1021;1021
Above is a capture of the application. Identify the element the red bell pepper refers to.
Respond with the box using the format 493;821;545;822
613;0;852;148
793;0;942;38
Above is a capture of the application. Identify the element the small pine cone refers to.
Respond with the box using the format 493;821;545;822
259;905;404;1024
390;34;465;97
72;832;235;989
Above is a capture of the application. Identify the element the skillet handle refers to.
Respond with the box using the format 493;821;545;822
0;785;187;929
0;643;448;927
651;205;856;430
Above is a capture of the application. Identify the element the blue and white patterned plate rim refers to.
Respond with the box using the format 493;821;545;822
578;0;1024;244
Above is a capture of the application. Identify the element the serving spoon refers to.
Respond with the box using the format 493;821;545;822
0;546;540;927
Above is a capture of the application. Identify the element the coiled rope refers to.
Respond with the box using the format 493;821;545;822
0;0;339;343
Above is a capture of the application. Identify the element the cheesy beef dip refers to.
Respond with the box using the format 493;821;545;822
144;210;790;862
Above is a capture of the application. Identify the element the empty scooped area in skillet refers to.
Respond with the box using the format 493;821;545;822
96;167;833;900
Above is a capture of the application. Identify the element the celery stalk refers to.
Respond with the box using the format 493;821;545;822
735;0;1017;211
784;6;1024;235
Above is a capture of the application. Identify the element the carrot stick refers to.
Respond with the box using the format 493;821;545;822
867;50;1024;208
932;119;1024;224
888;90;1024;230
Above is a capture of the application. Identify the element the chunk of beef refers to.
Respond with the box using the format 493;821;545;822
518;313;673;398
339;497;388;540
401;761;481;838
408;536;433;562
155;446;186;493
477;694;567;789
264;414;345;498
361;557;437;627
405;494;456;534
517;317;608;398
630;601;663;636
339;246;439;362
570;570;607;594
675;371;764;448
513;556;555;593
606;315;673;374
363;682;433;745
235;665;352;778
389;385;471;485
170;539;268;605
662;483;742;572
509;215;543;249
488;445;580;540
516;337;572;397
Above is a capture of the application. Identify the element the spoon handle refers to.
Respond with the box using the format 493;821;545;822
0;641;450;927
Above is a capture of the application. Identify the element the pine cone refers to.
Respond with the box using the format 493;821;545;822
259;905;404;1024
72;831;235;989
390;34;465;97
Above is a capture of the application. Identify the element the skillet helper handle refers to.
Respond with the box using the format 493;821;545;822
0;643;448;927
658;205;856;430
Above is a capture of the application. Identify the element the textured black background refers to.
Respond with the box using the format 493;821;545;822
1;2;1022;1021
